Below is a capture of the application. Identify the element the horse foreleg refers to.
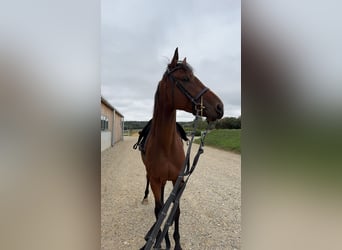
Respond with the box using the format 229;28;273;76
153;184;171;249
173;181;184;250
160;184;171;249
173;204;182;250
141;180;170;250
141;205;163;250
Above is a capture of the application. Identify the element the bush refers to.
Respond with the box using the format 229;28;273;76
215;116;241;129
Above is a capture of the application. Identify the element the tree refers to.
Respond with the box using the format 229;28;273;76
215;116;241;129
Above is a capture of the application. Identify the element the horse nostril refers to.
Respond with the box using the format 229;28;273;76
216;103;224;117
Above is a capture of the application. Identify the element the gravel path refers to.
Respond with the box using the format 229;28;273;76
101;136;241;250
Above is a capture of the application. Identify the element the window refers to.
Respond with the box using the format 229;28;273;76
101;115;108;131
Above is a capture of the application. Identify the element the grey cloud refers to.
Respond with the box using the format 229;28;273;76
101;0;240;121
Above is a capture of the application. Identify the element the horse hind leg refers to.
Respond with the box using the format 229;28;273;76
142;175;149;204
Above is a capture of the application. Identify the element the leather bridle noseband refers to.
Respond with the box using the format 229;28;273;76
166;64;209;115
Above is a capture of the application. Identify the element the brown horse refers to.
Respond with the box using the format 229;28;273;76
140;48;223;250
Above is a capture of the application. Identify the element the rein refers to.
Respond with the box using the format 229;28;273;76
144;110;210;250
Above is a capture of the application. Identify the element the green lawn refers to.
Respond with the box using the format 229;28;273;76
195;129;241;153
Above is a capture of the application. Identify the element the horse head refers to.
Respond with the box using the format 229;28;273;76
162;48;224;121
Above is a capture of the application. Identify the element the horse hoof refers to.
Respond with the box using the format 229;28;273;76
141;198;148;205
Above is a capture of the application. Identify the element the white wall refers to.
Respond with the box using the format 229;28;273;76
101;131;112;152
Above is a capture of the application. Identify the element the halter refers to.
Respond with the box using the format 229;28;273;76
166;65;209;116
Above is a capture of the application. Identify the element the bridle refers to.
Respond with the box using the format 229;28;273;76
166;64;209;116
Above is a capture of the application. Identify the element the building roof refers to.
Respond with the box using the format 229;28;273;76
101;96;124;118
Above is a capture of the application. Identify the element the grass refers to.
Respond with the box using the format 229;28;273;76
195;129;241;153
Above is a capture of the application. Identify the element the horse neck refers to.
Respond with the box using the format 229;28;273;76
150;84;177;150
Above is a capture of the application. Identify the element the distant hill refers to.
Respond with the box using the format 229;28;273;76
124;116;240;130
124;121;149;130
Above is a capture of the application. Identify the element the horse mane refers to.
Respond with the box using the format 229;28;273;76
162;61;194;79
152;84;161;119
152;61;194;122
172;61;194;73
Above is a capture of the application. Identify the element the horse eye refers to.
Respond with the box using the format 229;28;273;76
182;77;190;81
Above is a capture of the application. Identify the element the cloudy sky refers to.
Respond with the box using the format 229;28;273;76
101;0;240;121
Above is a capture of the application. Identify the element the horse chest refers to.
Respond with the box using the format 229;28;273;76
145;147;184;179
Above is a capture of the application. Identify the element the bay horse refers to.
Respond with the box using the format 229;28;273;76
133;120;189;205
140;48;223;250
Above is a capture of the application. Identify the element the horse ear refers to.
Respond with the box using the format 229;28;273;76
182;57;187;65
170;47;179;68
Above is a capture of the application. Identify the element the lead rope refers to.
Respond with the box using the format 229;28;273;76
201;95;204;117
144;110;209;250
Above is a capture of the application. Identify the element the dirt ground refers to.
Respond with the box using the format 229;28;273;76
101;136;241;250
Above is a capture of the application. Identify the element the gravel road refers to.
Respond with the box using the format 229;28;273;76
101;136;241;250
